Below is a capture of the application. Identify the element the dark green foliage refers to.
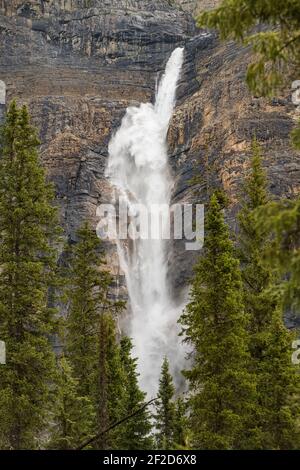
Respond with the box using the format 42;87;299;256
154;359;189;450
257;197;300;309
197;0;300;315
198;0;300;149
291;120;300;149
154;357;177;450
48;356;95;450
94;312;125;449
118;336;153;450
64;222;125;449
256;311;300;449
238;141;300;448
64;221;111;399
238;139;271;296
180;194;257;449
246;139;300;311
173;397;189;449
198;0;300;96
0;101;60;449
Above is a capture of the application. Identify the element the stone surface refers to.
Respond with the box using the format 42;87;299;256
0;340;5;365
0;80;5;104
0;79;5;121
168;38;300;294
0;0;299;302
175;0;221;14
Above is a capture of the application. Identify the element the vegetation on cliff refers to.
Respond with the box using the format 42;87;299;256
180;194;258;449
0;101;60;449
0;0;300;452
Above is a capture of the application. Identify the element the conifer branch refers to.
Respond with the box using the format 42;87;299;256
76;398;158;450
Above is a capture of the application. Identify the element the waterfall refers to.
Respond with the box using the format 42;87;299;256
106;47;184;397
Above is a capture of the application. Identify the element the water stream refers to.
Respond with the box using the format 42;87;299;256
106;48;184;396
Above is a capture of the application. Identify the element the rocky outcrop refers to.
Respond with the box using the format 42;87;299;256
168;36;300;294
175;0;221;14
0;0;196;297
0;80;5;121
0;0;299;301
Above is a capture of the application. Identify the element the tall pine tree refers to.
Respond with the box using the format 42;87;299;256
154;357;176;450
238;140;300;449
96;312;125;450
0;101;60;449
64;221;111;399
198;0;300;307
48;356;95;450
64;222;125;450
180;193;257;450
118;336;153;450
173;397;189;449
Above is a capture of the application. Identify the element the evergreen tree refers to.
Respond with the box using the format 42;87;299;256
198;1;300;305
96;312;125;450
0;101;60;449
118;336;153;450
48;356;95;450
154;357;176;450
258;196;300;309
238;139;271;314
238;140;300;449
64;222;125;450
173;397;189;449
64;221;111;399
180;193;257;450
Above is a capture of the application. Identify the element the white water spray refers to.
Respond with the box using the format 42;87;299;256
106;48;185;397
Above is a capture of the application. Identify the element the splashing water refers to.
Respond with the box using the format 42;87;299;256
106;48;185;397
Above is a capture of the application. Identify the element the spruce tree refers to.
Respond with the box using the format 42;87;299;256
198;0;300;307
238;139;271;319
238;140;300;449
180;193;257;450
48;356;95;450
118;336;153;450
64;222;125;450
173;397;189;449
154;357;176;450
198;1;300;147
0;101;59;449
258;196;300;309
96;312;125;450
64;221;111;399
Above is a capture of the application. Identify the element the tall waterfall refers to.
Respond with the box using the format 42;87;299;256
106;48;184;397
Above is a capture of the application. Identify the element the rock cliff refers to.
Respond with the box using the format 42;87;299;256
175;0;220;14
0;0;299;304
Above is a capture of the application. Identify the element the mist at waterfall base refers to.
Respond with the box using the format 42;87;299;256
106;48;187;397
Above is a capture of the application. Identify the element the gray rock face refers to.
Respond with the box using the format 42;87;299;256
168;36;300;297
0;0;299;301
174;0;221;13
0;79;5;121
0;0;196;296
